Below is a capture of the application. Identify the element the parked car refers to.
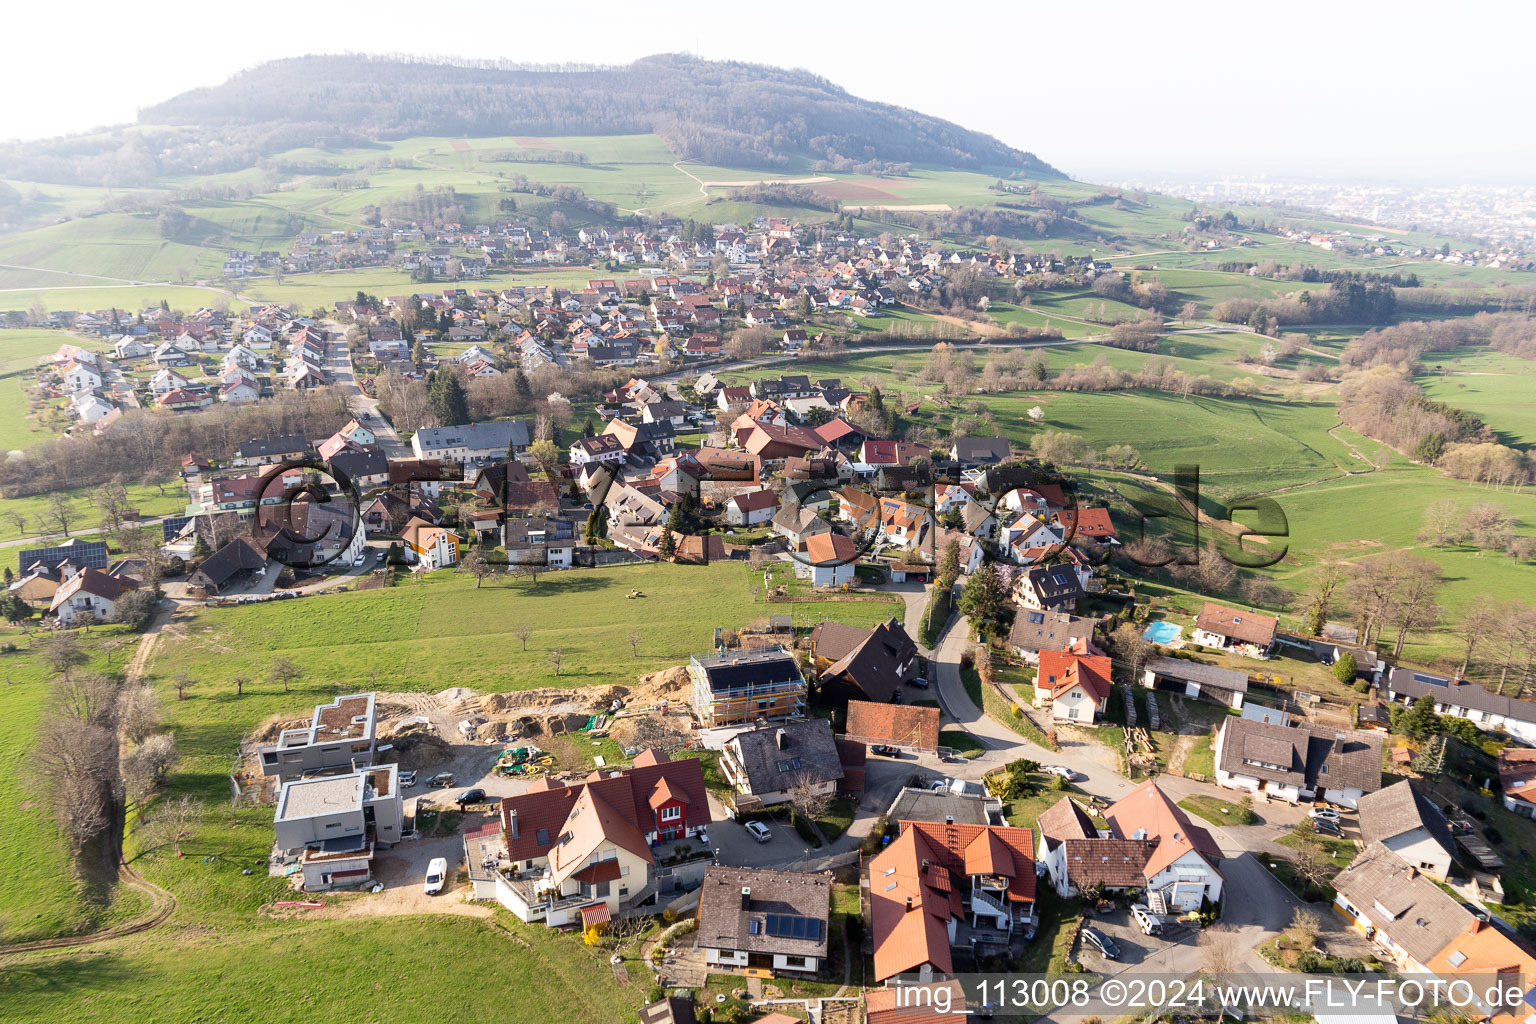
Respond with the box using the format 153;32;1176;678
871;745;900;757
424;857;448;895
398;770;418;787
1309;806;1341;822
909;677;929;689
1042;765;1078;781
427;772;456;788
696;828;709;847
1131;904;1165;935
744;820;772;843
456;788;488;808
1314;820;1344;838
1081;926;1121;960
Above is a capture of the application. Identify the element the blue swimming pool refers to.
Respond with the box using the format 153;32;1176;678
1143;621;1182;644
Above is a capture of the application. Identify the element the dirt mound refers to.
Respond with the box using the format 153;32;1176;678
635;666;690;697
384;723;454;770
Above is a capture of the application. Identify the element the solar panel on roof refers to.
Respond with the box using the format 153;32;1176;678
1028;612;1044;623
764;914;823;941
1414;672;1448;687
17;540;109;572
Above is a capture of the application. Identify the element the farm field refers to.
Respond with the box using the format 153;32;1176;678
0;483;185;544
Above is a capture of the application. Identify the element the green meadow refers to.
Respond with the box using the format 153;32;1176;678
1417;348;1536;449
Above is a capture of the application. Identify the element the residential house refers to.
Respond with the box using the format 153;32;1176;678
808;618;918;706
8;566;63;608
569;434;626;467
503;517;576;569
273;763;402;892
1098;781;1223;911
328;448;390;491
48;567;139;626
399;516;459;569
724;488;778;528
234;435;311;467
867;820;1036;984
1034;648;1112;725
1213;717;1383;808
473;749;711;926
949;436;1011;465
844;700;941;754
1357;780;1456;881
721;718;843;807
1192;602;1278;657
689;646;806;729
1383;668;1536;747
770;505;831;547
1333;843;1472;972
1016;564;1087;612
696;867;832;976
1007;610;1096;663
257;693;378;781
187;537;269;594
859;440;931;467
1141;658;1249;710
793;531;858;587
411;420;530;462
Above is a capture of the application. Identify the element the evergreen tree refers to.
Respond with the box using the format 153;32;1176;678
582;415;596;437
513;369;533;402
940;538;962;586
959;563;1008;623
656;528;677;561
1331;652;1357;686
429;370;469;426
869;385;884;414
1401;694;1441;739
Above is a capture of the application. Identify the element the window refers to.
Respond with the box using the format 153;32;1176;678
536;828;550;847
660;805;682;822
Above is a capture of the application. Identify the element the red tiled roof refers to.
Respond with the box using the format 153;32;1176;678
1102;780;1222;880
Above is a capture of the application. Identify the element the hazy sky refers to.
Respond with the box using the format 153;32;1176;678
4;0;1531;183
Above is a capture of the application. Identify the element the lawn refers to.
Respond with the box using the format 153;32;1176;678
816;797;858;842
938;729;986;758
1177;795;1257;826
1417;350;1536;449
0;482;185;544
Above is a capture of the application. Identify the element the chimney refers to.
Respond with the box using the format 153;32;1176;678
508;809;519;839
740;886;752;910
945;816;954;825
905;897;913;911
1335;732;1348;753
775;728;787;750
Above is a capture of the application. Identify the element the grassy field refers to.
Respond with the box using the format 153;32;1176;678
0;628;152;944
1177;795;1257;826
1417;348;1536;449
1;912;645;1024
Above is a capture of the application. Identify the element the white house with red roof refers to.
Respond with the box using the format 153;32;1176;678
1033;647;1112;724
467;749;710;927
1103;780;1223;911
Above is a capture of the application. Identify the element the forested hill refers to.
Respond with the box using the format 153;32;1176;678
140;54;1057;176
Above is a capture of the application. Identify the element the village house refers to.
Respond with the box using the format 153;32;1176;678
867;820;1037;984
503;517;576;569
793;531;858;587
1498;748;1536;818
724;488;778;527
1356;780;1456;881
399;516;459;569
1033;648;1112;725
48;567;139;626
233;435;311;467
1383;668;1536;746
1213;717;1382;808
1035;781;1223;911
467;749;710;927
1016;564;1087;613
720;718;844;808
1192;602;1278;657
1007;609;1096;663
807;618;918;706
695;867;832;976
411;420;530;462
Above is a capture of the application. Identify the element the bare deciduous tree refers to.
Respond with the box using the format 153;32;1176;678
627;631;642;657
1286;907;1320;952
173;670;196;701
270;657;303;694
1197;924;1242;976
45;492;79;537
151;793;200;856
117;684;160;745
122;733;178;803
42;634;90;679
785;769;833;827
514;623;531;651
547;647;563;676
